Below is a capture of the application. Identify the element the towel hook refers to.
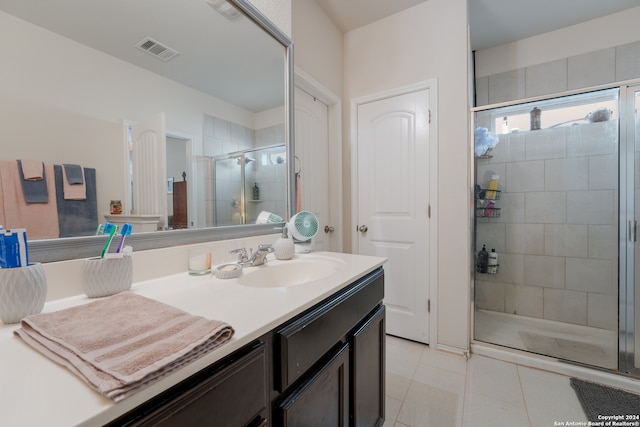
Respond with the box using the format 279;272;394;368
294;156;302;175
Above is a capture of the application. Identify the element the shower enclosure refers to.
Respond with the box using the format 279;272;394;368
211;144;287;226
473;84;640;377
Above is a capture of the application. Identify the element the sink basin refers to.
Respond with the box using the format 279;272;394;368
237;255;346;288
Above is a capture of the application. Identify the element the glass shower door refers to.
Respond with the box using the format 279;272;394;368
473;88;620;370
214;157;243;226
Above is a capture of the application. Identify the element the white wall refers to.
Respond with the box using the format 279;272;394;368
291;0;345;248
291;0;344;97
475;6;640;78
247;0;292;38
344;0;470;350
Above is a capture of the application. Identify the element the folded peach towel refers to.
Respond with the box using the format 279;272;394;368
19;159;44;180
61;165;86;200
14;292;234;402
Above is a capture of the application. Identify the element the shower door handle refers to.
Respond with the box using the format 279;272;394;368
629;220;637;242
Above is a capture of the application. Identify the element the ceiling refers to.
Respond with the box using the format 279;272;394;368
313;0;640;50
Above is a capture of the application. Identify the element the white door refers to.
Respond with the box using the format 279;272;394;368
295;86;333;251
356;89;431;343
130;112;167;229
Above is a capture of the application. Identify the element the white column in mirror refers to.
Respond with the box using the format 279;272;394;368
130;112;168;230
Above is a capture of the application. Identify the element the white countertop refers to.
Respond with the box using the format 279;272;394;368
0;251;385;427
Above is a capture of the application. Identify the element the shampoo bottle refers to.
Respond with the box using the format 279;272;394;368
253;183;260;200
488;249;498;274
484;200;495;218
273;227;294;260
485;175;499;199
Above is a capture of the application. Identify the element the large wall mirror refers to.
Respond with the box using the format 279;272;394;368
0;0;294;262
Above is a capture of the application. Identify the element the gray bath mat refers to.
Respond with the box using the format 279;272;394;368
570;378;640;421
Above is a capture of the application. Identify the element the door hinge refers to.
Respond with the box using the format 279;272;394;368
428;205;431;218
427;299;431;313
428;110;432;123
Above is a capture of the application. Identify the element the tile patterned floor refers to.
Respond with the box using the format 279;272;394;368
384;335;588;427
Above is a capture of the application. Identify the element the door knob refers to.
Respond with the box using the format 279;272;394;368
324;225;335;233
358;225;368;233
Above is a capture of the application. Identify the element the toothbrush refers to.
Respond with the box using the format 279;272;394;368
116;223;132;253
95;223;104;235
100;223;117;258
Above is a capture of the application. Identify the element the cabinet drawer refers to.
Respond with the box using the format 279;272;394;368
276;268;384;391
113;342;268;427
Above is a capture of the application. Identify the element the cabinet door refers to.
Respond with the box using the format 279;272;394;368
351;305;385;427
276;343;350;427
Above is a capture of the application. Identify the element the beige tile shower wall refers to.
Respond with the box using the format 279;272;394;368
475;41;640;106
476;120;619;331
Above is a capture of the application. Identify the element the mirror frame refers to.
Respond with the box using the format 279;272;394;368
28;0;295;263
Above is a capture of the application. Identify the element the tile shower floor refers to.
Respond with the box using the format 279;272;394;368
384;334;590;426
474;309;617;370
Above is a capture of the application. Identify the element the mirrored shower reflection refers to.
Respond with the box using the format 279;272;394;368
213;145;287;226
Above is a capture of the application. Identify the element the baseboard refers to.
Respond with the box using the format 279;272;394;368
436;343;470;359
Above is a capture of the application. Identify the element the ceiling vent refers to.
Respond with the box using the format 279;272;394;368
135;37;179;61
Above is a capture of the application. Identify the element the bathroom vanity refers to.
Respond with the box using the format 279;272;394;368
0;251;386;427
109;267;384;426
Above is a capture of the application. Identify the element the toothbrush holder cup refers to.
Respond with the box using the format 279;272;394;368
82;256;133;298
0;263;47;324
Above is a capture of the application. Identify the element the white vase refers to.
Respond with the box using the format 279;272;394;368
0;263;47;324
82;256;133;298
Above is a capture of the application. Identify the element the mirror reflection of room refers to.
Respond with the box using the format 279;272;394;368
0;0;286;241
203;114;287;227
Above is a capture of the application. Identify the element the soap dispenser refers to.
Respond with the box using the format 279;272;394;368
273;227;295;260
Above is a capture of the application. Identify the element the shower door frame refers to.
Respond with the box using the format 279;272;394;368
620;83;640;377
471;81;640;378
212;143;287;226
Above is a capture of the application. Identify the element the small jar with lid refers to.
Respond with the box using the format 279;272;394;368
110;200;122;214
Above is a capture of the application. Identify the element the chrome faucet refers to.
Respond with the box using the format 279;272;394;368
230;244;274;267
229;247;249;265
249;244;274;266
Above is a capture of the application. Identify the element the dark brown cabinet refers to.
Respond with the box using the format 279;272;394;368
274;268;385;427
275;268;384;392
276;343;350;426
109;268;385;427
108;342;268;427
352;305;385;427
172;180;188;229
